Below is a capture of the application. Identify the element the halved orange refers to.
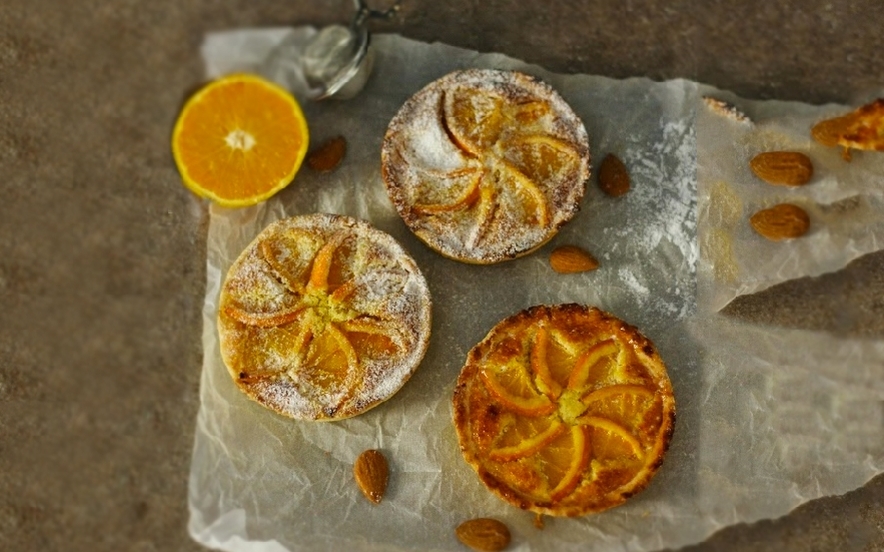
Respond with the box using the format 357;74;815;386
452;304;676;517
172;73;309;207
218;214;432;420
382;69;590;264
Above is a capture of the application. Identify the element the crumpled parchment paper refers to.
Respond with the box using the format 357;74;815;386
187;28;884;552
696;88;884;312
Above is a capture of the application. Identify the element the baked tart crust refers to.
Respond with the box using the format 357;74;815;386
382;69;590;264
453;304;675;516
218;214;432;421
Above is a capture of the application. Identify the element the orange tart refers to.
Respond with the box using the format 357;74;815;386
452;304;675;517
381;69;590;264
218;214;432;421
811;98;884;160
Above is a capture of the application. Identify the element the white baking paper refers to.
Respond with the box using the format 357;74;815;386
696;88;884;313
187;28;884;552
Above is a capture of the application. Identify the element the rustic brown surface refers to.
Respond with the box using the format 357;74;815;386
2;1;883;551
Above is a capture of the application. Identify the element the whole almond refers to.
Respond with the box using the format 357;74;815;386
353;449;388;504
749;151;814;186
598;153;630;197
811;115;853;148
455;518;511;552
307;135;347;172
549;245;599;274
749;203;810;240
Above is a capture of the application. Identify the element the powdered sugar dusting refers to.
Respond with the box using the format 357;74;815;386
382;69;590;263
596;117;697;321
218;214;432;421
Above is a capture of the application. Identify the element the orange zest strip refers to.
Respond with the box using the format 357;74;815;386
582;384;655;405
501;162;550;226
530;326;562;400
489;420;566;462
307;240;338;292
222;304;307;328
413;171;483;214
479;368;556;417
549;426;591;503
566;339;619;391
260;240;304;293
577;416;644;459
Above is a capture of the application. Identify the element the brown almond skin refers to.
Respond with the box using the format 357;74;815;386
749;151;814;186
549;245;599;273
353;449;388;504
598;153;630;197
811;116;853;148
750;203;810;240
455;518;511;552
307;135;347;172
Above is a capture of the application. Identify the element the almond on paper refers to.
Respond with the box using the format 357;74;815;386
549;245;599;274
749;203;810;241
353;449;388;504
307;135;347;172
749;151;814;186
597;153;630;197
455;518;511;552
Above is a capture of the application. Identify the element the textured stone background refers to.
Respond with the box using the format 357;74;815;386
2;1;883;550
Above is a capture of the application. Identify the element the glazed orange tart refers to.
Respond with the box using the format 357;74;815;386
218;214;432;421
381;69;590;264
452;304;675;517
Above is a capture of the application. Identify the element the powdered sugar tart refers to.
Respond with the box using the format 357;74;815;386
218;214;432;421
382;69;590;264
453;304;675;517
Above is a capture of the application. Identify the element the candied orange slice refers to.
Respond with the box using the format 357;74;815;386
811;98;884;161
453;304;675;517
382;69;590;264
489;418;566;462
480;367;556;417
444;87;505;155
413;170;483;214
218;214;431;421
172;73;309;207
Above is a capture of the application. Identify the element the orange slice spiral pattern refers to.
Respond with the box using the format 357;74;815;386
453;304;676;517
218;214;432;421
382;69;590;264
